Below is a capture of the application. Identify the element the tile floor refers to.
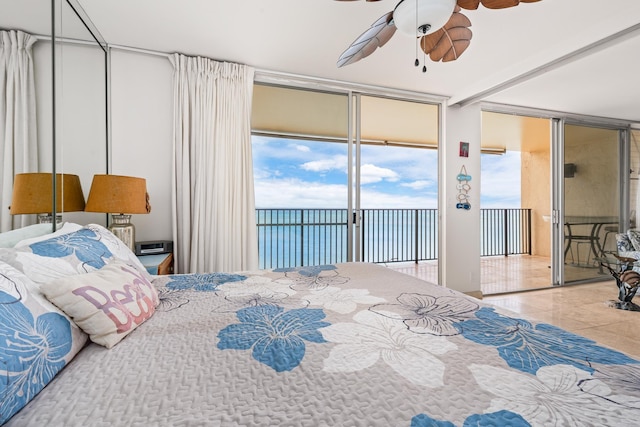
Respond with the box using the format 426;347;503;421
484;283;640;359
385;256;640;359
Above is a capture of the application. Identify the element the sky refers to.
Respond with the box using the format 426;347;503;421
252;136;521;209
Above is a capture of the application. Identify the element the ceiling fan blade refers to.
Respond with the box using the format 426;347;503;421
420;11;472;62
337;12;396;67
457;0;541;10
456;0;481;9
480;0;519;8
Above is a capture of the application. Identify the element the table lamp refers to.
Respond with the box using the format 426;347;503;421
84;174;151;251
10;173;86;223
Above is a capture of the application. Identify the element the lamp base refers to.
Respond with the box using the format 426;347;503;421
109;214;136;252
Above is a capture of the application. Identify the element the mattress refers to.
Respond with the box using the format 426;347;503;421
6;262;640;426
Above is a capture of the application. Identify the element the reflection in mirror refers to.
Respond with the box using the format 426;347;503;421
10;172;85;223
0;28;39;231
0;0;108;234
54;0;108;226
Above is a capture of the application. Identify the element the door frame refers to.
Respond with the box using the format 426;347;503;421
551;118;631;286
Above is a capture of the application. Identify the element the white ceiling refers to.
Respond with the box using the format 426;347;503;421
5;0;640;122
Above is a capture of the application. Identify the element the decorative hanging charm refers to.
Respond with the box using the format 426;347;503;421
456;165;471;210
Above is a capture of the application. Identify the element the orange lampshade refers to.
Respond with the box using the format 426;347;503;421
10;173;86;214
84;174;151;214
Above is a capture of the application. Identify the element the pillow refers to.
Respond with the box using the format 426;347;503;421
0;223;55;248
42;260;159;349
0;261;87;424
617;233;634;253
14;221;82;247
628;230;640;252
0;224;152;286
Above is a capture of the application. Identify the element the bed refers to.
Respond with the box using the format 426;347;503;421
2;224;640;426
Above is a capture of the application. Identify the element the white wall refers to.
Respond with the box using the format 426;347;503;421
440;104;482;297
32;40;107;227
109;49;173;242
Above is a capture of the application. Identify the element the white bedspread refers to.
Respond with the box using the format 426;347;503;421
7;262;640;426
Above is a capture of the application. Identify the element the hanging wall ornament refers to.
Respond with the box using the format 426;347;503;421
456;165;471;210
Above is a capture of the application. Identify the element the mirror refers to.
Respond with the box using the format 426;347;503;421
53;0;108;226
0;0;108;232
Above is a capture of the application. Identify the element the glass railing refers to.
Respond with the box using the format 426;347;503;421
256;208;531;269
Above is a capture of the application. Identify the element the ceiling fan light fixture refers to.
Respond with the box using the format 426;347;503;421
393;0;457;36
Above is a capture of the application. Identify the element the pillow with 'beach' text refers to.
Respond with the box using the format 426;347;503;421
41;260;159;349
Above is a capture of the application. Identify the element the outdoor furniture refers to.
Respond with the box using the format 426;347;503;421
564;216;618;266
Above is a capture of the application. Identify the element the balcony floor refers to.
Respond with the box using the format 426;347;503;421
385;255;640;358
384;254;614;294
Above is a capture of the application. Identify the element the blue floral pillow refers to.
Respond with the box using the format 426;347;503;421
0;262;87;424
627;230;640;252
617;233;634;253
0;224;152;285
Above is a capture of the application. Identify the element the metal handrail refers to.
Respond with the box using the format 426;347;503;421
256;208;532;269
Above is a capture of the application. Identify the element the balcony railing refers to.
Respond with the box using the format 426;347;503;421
256;208;531;270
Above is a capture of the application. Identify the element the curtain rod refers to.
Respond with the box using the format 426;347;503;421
104;43;448;103
108;43;170;58
32;33;100;47
27;32;167;58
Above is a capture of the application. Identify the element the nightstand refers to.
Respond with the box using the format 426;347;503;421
137;253;174;275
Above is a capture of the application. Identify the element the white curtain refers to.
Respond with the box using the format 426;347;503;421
170;54;258;273
0;30;38;232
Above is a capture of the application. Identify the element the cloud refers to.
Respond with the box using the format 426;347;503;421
360;164;399;184
253;168;283;180
291;144;310;153
360;188;437;209
254;177;437;209
300;158;400;185
361;145;439;182
481;152;521;208
401;180;434;190
301;155;348;172
255;178;347;208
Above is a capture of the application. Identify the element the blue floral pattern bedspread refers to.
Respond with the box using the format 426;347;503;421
7;263;640;426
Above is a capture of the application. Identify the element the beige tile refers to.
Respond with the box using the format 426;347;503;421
484;298;554;316
571;326;640;359
593;319;640;340
515;310;601;331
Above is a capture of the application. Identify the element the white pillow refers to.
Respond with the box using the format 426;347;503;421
15;222;82;247
0;223;153;286
42;260;159;349
0;223;55;248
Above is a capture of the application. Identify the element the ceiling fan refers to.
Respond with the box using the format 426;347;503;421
335;0;541;71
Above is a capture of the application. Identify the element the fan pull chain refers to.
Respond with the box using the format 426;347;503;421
422;47;427;73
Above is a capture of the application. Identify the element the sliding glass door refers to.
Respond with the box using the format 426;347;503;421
251;84;350;269
553;120;626;285
250;84;440;270
356;95;439;270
